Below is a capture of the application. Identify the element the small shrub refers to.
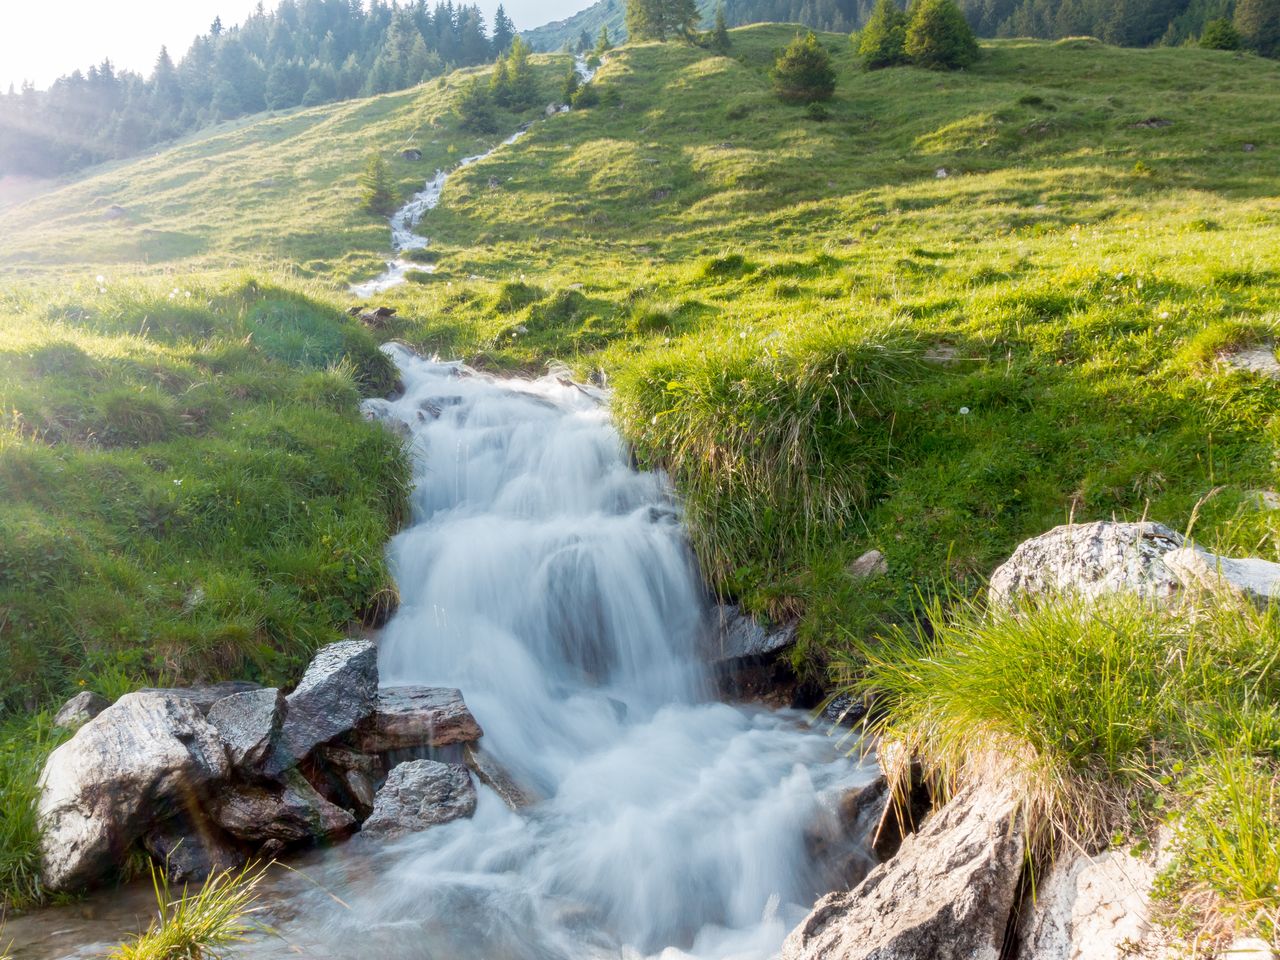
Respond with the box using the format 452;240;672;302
805;101;831;122
571;83;600;109
771;32;837;104
905;0;980;70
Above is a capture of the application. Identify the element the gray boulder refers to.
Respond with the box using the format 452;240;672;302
990;521;1280;608
352;686;483;753
705;604;797;664
362;760;477;839
272;640;378;773
214;777;355;846
37;692;230;892
141;680;262;715
207;688;286;776
782;783;1024;960
53;690;109;730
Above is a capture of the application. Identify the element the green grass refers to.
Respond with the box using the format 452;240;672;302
108;862;265;960
851;593;1280;942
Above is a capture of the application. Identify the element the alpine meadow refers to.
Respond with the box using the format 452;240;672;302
2;1;1280;958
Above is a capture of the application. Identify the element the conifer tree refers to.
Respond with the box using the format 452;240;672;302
456;76;497;131
359;154;396;215
1200;17;1241;49
492;5;516;55
507;37;539;108
771;31;837;102
626;0;700;41
904;0;979;69
490;53;513;106
858;0;909;68
597;25;613;53
1235;0;1280;57
577;29;594;52
710;1;732;52
562;61;581;102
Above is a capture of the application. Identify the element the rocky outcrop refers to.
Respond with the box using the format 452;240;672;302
207;687;286;776
273;640;378;773
1019;834;1173;960
37;692;231;891
783;784;1024;960
990;521;1280;607
706;604;797;664
352;686;484;754
52;691;109;730
362;760;477;839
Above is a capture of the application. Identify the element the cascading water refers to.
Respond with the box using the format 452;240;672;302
227;346;877;960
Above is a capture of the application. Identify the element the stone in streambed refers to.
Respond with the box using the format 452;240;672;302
213;777;355;846
37;691;231;892
208;687;286;777
269;640;378;774
352;685;483;754
142;814;244;882
362;760;476;839
463;742;536;809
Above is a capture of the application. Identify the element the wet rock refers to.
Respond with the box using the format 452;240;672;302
207;688;286;777
991;520;1280;609
820;694;867;729
705;604;796;664
463;742;535;809
214;777;355;846
142;814;244;882
783;784;1024;960
362;760;477;839
37;692;231;892
806;777;888;890
272;640;378;774
988;521;1185;606
848;549;888;581
352;686;483;754
141;680;262;715
53;690;109;730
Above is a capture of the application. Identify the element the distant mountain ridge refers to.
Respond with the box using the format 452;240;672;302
524;0;1243;51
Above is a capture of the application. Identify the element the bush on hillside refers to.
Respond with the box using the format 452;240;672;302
771;32;838;104
1200;18;1242;50
905;0;980;70
858;0;910;68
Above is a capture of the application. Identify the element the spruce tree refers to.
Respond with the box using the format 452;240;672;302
507;37;539;109
904;0;979;69
359;154;396;215
492;5;516;55
1235;0;1280;57
597;25;613;52
711;1;732;52
562;61;581;102
771;32;837;103
490;54;513;106
858;0;909;68
577;29;594;52
627;0;700;41
456;76;497;132
1200;17;1242;49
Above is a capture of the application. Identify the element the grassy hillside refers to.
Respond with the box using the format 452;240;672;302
2;26;1279;933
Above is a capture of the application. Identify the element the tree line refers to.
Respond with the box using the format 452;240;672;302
0;0;523;179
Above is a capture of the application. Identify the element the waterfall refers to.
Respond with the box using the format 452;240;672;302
244;346;875;960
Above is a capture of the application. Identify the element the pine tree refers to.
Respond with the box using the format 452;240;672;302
858;0;908;68
490;53;513;106
562;60;581;102
577;28;594;52
904;0;979;69
507;36;539;108
492;4;516;55
1235;0;1280;56
771;31;837;103
359;154;396;214
597;25;613;52
1200;17;1241;48
710;1;732;51
456;76;497;131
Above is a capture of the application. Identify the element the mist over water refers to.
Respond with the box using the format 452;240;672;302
228;345;873;959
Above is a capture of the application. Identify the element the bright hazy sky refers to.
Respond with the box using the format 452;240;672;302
0;0;590;91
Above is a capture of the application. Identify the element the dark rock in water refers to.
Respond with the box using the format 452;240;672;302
352;686;483;754
401;148;423;161
820;694;867;729
37;692;231;892
271;640;378;775
705;604;796;664
142;814;244;881
783;783;1025;960
463;742;536;810
214;776;355;846
141;680;262;715
362;760;476;839
207;688;286;777
805;777;888;891
342;769;378;818
53;690;110;730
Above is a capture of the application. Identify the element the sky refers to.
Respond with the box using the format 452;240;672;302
0;0;591;91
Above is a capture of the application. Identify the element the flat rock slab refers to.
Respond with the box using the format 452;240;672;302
353;686;483;753
38;692;231;892
783;783;1025;960
362;760;477;839
1222;344;1280;380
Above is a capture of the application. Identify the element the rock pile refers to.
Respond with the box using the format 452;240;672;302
38;640;507;892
